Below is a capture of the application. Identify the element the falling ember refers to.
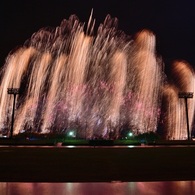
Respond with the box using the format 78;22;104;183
0;13;194;139
0;47;36;133
162;84;181;139
127;30;162;134
162;61;195;140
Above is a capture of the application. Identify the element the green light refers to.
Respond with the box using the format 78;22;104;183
128;132;133;137
68;131;76;138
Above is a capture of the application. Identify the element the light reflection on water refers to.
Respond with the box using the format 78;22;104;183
0;181;195;195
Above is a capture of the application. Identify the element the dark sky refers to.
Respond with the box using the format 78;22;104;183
1;0;195;70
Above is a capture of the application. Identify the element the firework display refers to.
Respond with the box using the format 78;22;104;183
0;14;194;139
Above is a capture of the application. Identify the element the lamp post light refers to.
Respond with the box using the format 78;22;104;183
178;92;193;141
7;88;20;139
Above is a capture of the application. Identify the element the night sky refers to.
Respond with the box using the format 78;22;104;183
1;0;195;71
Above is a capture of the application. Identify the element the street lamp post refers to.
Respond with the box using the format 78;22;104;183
7;88;20;139
178;92;193;140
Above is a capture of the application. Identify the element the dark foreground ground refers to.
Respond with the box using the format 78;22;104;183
0;146;195;182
